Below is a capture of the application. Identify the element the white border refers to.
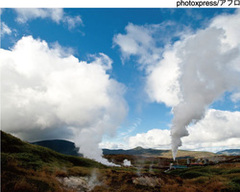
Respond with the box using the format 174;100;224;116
1;0;176;8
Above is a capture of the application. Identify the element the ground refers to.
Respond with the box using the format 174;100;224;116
1;131;240;192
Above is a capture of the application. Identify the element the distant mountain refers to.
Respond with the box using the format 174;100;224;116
103;147;168;156
217;149;240;156
32;139;82;156
32;139;218;159
103;147;217;159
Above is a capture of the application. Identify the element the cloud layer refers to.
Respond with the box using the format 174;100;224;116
1;36;127;165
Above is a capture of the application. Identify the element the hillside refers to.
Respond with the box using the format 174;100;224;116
1;131;105;192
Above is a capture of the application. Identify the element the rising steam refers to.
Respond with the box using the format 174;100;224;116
171;12;240;159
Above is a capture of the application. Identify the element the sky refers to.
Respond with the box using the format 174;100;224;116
1;8;240;162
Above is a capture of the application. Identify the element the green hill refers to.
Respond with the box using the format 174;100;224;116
32;139;81;157
1;131;105;192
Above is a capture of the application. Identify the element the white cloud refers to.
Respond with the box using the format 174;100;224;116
128;109;240;152
183;109;240;151
0;36;127;165
1;22;12;36
113;23;155;60
99;141;127;150
113;22;176;68
15;8;63;23
128;129;171;149
14;8;82;30
63;15;83;30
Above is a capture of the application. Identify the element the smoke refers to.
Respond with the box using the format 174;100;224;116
123;159;132;166
57;169;101;191
1;36;127;165
114;10;240;160
88;169;102;190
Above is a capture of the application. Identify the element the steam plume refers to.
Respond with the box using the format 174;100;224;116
123;159;131;166
171;12;240;159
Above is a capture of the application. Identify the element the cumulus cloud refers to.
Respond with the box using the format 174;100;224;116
115;10;240;159
128;129;171;149
128;109;240;152
14;8;82;30
1;36;127;165
182;109;240;151
113;23;159;66
1;22;12;36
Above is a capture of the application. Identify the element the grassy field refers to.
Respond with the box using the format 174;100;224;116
159;150;217;159
1;131;240;192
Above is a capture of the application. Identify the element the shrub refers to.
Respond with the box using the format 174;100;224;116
179;171;209;179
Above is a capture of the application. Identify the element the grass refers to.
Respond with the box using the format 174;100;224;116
159;150;217;159
168;164;240;192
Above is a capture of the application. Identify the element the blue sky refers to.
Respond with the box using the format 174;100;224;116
1;8;240;158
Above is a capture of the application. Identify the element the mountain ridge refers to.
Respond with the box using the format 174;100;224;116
217;149;240;156
32;139;221;159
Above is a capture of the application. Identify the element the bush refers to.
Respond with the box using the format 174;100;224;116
226;169;240;174
179;171;209;179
